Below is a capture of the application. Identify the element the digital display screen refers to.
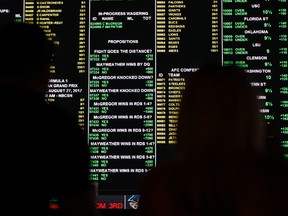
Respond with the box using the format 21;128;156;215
1;0;287;210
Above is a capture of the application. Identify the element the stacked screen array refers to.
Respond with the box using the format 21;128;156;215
0;0;287;210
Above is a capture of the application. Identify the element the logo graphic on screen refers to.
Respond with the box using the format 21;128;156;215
127;195;140;209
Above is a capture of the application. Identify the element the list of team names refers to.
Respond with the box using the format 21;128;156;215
156;0;187;53
156;0;188;144
88;1;156;183
223;0;288;155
